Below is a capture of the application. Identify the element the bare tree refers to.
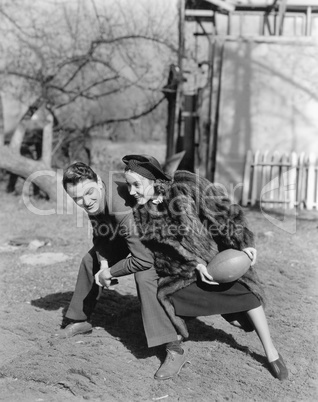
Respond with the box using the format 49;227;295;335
0;0;177;127
0;0;178;199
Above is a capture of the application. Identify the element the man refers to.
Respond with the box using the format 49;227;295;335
60;161;188;380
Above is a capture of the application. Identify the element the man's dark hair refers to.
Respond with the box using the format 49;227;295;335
63;162;98;190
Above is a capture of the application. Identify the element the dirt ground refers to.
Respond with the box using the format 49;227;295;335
0;185;317;402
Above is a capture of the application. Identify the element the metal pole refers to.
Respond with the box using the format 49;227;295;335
174;0;185;154
205;38;216;181
210;40;225;183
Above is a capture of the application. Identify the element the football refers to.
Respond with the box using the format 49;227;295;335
207;249;252;283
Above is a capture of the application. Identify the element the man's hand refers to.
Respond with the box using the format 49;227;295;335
196;263;219;285
95;266;112;288
242;247;257;266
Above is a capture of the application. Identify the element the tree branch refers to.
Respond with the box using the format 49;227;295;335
91;34;177;53
88;96;165;128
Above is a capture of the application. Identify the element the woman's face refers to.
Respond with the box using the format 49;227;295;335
125;170;155;205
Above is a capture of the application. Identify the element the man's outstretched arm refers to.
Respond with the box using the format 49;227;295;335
94;211;153;287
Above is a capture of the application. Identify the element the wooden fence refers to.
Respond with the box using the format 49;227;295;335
242;150;318;210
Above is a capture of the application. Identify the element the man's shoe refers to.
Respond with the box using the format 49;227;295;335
268;353;288;380
55;321;93;338
154;349;190;380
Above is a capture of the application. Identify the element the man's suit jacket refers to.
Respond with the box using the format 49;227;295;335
89;171;153;277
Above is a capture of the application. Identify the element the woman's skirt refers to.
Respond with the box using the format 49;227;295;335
170;280;261;318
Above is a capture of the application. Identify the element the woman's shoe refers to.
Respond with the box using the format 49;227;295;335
268;353;288;380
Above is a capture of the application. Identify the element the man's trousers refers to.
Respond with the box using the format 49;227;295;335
65;248;179;348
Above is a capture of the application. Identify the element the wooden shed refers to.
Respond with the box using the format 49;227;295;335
167;0;318;208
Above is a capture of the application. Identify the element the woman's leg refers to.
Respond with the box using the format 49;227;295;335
247;305;288;380
246;305;278;362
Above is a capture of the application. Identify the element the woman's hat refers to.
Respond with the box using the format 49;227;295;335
122;154;171;181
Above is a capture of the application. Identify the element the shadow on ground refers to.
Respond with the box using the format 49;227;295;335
31;290;266;368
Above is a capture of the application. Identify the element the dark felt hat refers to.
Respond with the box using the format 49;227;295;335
122;154;171;181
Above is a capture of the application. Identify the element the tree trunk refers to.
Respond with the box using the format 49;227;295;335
0;92;59;200
9;124;26;151
0;145;60;200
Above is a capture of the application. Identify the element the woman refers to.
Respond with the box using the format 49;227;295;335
122;154;288;381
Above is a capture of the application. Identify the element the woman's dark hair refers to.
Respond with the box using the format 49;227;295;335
153;179;170;196
124;166;170;197
62;162;97;190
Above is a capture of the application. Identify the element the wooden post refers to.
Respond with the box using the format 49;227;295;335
277;0;287;35
297;152;306;210
261;150;270;199
178;0;185;70
280;153;289;207
306;153;316;210
242;149;252;206
0;93;4;146
164;65;180;160
289;152;298;209
315;162;318;210
42;112;54;168
9;124;26;152
269;151;280;209
306;6;312;36
9;96;45;152
251;150;260;206
165;92;177;160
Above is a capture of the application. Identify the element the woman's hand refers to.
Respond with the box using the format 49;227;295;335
196;263;219;285
242;247;257;266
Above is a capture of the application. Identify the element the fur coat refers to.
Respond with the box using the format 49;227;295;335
133;170;265;337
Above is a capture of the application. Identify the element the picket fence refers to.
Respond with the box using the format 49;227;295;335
241;150;318;210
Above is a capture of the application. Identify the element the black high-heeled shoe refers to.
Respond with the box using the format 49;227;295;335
268;353;288;380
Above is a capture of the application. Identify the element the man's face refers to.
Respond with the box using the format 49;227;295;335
66;179;103;214
125;170;155;205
